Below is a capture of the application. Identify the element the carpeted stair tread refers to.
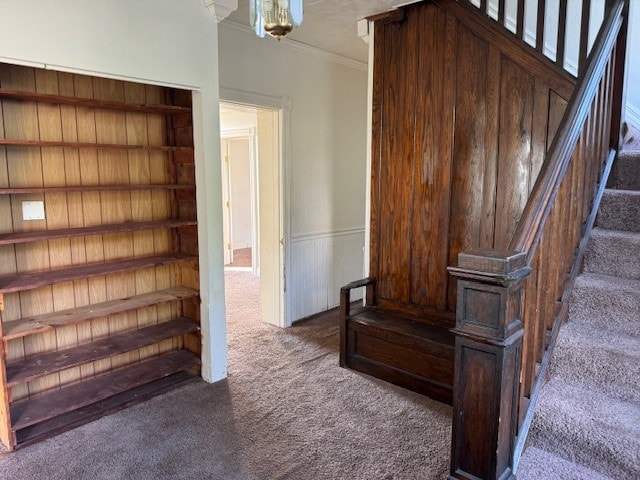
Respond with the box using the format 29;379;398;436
609;151;640;190
569;273;640;336
528;379;640;479
518;446;616;480
585;228;640;280
550;322;640;402
597;189;640;232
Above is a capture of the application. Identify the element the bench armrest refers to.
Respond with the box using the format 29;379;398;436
340;277;376;318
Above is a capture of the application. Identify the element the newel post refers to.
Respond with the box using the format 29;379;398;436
447;250;531;480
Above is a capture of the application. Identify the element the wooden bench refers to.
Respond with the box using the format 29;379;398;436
339;278;455;405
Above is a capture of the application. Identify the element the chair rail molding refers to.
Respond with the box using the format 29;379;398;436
204;0;238;23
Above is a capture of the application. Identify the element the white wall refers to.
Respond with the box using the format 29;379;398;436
218;22;368;322
626;0;640;127
228;138;253;249
221;108;258;131
0;0;228;382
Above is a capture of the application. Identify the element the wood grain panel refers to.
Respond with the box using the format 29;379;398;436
58;72;94;384
146;85;175;354
72;73;109;381
447;24;488;311
125;83;159;361
375;13;419;303
369;2;572;318
494;57;535;250
411;5;454;312
368;21;386;296
93;77;138;371
35;69;81;389
1;65;57;401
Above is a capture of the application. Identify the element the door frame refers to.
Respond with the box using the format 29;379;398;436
220;127;259;275
219;88;291;328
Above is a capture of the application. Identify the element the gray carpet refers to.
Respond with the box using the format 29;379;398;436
518;129;640;479
0;271;452;479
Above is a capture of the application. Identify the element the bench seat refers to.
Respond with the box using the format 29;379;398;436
341;304;455;405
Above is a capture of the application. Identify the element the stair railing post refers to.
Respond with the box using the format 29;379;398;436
447;250;531;480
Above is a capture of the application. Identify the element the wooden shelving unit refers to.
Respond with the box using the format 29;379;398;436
0;185;195;194
0;63;201;451
0;220;197;246
0;88;192;114
0;138;193;152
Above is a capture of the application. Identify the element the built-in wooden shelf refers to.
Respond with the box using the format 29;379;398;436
10;349;200;431
6;318;199;386
0;219;198;246
0;253;197;294
14;371;198;447
0;64;200;452
0;184;195;195
0;138;193;152
0;88;191;115
2;286;199;341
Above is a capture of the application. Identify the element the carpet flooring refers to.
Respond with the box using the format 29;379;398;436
225;248;252;268
517;127;640;479
0;271;452;479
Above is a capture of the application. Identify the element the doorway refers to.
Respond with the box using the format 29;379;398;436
220;100;286;328
221;128;258;275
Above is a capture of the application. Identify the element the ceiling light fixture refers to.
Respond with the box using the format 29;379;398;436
250;0;303;40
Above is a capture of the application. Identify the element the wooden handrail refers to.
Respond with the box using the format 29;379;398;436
508;0;625;260
448;2;628;478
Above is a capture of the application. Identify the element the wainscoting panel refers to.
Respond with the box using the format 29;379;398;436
288;229;365;323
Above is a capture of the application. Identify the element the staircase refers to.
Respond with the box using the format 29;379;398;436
518;128;640;479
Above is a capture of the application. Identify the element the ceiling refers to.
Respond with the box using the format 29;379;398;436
224;0;411;63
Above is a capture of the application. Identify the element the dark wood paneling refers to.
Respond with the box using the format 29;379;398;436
411;5;454;312
370;2;574;318
447;26;488;311
374;12;419;303
494;57;535;250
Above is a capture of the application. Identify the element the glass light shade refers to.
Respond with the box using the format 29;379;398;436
250;0;303;39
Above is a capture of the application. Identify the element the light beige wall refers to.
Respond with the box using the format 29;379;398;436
218;23;369;322
218;23;368;238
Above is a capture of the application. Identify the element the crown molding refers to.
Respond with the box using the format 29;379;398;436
204;0;237;23
219;20;368;72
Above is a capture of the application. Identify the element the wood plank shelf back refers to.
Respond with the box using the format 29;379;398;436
0;253;197;294
10;350;200;432
0;220;198;246
0;184;195;194
1;286;199;341
0;138;193;152
0;88;192;115
6;318;200;386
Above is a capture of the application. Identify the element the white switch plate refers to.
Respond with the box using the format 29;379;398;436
22;201;45;221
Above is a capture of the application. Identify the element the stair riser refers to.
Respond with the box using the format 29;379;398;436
550;338;640;403
529;383;640;480
585;234;640;280
529;417;638;479
597;191;640;232
569;283;640;337
609;153;640;190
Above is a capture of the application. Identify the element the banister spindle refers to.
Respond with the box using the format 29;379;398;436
516;0;526;40
556;0;568;69
499;0;506;26
536;0;546;53
579;0;592;75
